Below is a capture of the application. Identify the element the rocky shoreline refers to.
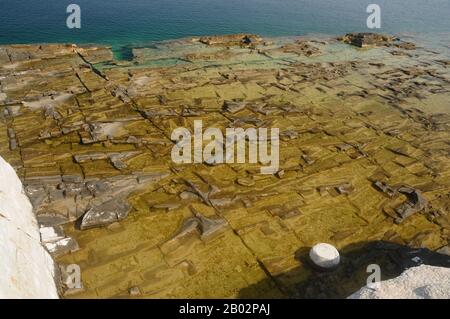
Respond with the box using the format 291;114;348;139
0;33;449;298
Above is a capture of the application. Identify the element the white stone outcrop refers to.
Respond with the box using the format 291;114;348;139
0;156;58;298
348;264;450;299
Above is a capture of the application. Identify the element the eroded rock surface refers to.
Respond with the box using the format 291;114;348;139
0;33;449;298
80;198;132;230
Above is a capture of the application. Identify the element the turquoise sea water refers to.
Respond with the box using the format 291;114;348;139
0;0;449;50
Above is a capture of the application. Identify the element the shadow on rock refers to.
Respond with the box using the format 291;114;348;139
238;241;450;299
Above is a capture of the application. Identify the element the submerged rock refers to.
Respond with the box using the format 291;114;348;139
236;177;255;187
223;100;247;113
394;186;428;224
40;226;79;258
168;210;228;243
2;35;450;298
374;180;397;198
196;213;228;240
44;236;79;258
80;198;131;230
373;182;429;223
282;40;321;56
394;41;416;50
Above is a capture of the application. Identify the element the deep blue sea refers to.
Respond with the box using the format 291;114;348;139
0;0;449;49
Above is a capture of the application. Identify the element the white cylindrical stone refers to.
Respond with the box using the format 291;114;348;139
309;243;340;269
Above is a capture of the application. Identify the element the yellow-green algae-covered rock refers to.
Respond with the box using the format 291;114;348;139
0;33;449;298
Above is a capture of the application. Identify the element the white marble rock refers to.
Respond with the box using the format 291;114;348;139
349;265;450;299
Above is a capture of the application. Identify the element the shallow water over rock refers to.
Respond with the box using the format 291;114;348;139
0;33;449;298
